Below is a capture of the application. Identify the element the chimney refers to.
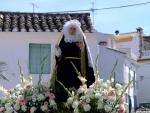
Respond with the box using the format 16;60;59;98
136;27;143;33
115;30;119;35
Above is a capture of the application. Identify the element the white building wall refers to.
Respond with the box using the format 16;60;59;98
130;34;140;60
124;59;138;109
124;59;150;107
112;33;140;60
0;32;98;89
136;63;150;105
98;46;126;83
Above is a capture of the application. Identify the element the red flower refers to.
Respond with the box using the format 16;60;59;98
118;104;126;113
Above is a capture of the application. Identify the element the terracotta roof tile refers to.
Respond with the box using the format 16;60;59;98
0;12;94;32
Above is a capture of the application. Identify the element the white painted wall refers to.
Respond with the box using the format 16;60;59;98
124;59;138;109
124;59;150;107
112;33;140;60
98;46;126;83
0;32;98;89
136;63;150;105
130;34;140;60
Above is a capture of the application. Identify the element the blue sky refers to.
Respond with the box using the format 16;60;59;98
0;0;150;35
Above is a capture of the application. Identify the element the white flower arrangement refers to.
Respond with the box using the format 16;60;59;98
65;77;129;113
0;59;130;113
0;75;57;113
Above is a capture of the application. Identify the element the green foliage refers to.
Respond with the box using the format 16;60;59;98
18;60;24;83
94;55;100;80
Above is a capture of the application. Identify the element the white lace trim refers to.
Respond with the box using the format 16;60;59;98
64;34;81;43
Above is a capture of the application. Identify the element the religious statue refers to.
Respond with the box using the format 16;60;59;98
51;20;95;102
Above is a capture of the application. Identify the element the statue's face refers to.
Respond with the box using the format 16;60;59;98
68;26;76;35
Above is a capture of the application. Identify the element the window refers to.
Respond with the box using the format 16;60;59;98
99;41;107;46
29;43;51;74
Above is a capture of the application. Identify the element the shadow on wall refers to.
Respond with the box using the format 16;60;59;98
0;61;8;81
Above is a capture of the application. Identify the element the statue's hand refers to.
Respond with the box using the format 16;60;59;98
76;42;81;48
76;42;84;52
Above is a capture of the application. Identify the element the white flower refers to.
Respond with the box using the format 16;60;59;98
41;105;48;111
72;100;79;109
30;106;37;113
37;94;45;101
110;78;114;82
5;107;13;113
14;103;20;111
86;89;94;97
16;91;21;95
32;96;37;102
79;77;87;84
89;84;94;88
21;105;27;112
104;105;112;112
83;104;91;112
97;102;103;109
78;87;85;94
85;97;90;103
102;83;108;88
18;95;24;100
5;103;12;108
5;110;13;113
0;86;8;97
80;96;86;100
95;79;103;87
95;93;101;99
98;98;103;103
1;97;6;103
107;96;116;102
115;83;122;90
106;80;111;84
67;97;74;105
74;108;79;113
49;99;56;106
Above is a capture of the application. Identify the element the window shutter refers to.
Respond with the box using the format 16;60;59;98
29;44;51;74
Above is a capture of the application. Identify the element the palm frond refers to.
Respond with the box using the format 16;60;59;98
109;59;118;81
18;60;24;83
56;79;72;97
94;55;99;80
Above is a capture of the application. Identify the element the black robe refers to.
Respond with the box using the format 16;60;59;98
53;36;95;102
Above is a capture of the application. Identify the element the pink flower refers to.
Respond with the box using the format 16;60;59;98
0;107;5;112
48;93;55;99
19;99;27;106
24;84;32;92
118;104;126;113
107;91;115;96
120;96;126;104
42;85;48;91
